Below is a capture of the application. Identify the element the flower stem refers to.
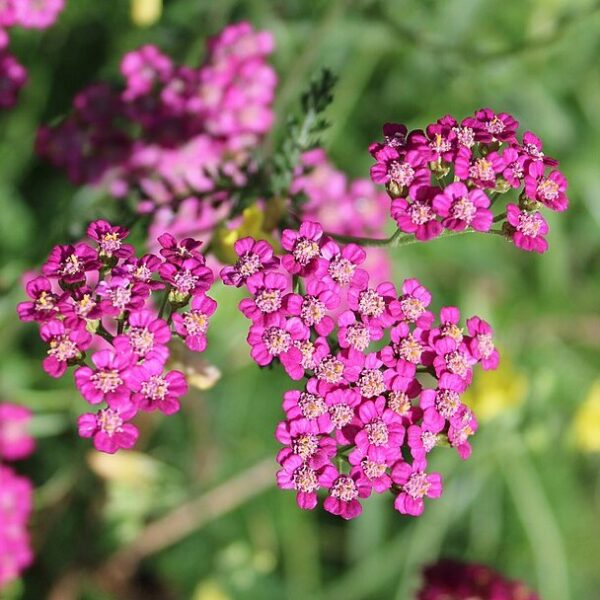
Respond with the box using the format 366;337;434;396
325;227;505;248
96;323;114;344
158;285;171;320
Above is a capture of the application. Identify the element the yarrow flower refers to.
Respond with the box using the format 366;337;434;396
223;222;499;519
370;109;568;253
36;21;276;217
417;559;540;600
0;466;34;590
0;0;64;111
0;402;36;589
0;404;35;462
18;219;218;453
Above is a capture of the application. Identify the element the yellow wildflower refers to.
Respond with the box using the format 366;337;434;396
130;0;162;27
573;381;600;453
463;354;528;422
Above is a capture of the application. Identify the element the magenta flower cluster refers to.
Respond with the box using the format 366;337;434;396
37;22;276;207
291;148;392;283
17;220;217;454
370;109;568;253
0;0;65;109
418;559;540;600
0;403;35;589
221;221;498;520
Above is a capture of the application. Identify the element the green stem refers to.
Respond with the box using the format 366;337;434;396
326;227;505;248
158;285;171;320
493;212;507;223
96;323;114;344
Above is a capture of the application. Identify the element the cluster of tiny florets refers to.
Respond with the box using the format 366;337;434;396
370;109;568;253
222;221;498;519
0;403;35;589
0;0;65;110
36;22;275;207
17;220;217;453
417;559;540;600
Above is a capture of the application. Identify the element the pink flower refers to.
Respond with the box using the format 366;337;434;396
13;0;65;30
418;558;541;600
320;240;368;290
324;387;362;444
322;380;361;445
220;237;279;287
430;306;464;344
172;294;217;352
239;271;291;324
282;381;332;434
87;219;134;260
448;406;478;460
466;316;499;370
380;321;428;369
432;182;493;232
159;258;214;299
391;186;443;241
454;147;505;189
275;418;336;469
115;254;164;291
42;242;101;284
407;423;440;464
40;319;92;377
120;45;173;102
386;377;422;426
284;279;339;336
431;337;475;385
500;147;527;188
281;221;326;277
0;465;33;588
0;52;27;109
114;310;171;365
352;396;405;462
520;130;558;167
349;454;392;494
157;233;203;266
283;337;330;381
337;310;375;351
343;351;389;397
58;286;104;326
370;145;429;193
348;279;401;330
127;360;188;415
467;108;519;143
369;122;408;156
17;276;61;322
398;278;434;327
246;315;307;369
525;162;568;211
97;276;150;316
506;203;549;253
74;349;133;405
391;461;443;516
276;453;328;511
77;403;139;454
320;467;370;520
420;373;466;432
0;403;35;461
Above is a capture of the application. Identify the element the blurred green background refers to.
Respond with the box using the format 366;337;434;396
1;0;599;598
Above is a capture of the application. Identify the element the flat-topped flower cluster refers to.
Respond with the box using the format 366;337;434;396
37;22;275;206
0;403;35;589
222;221;498;519
418;559;540;600
0;0;65;109
370;109;568;253
17;220;217;453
